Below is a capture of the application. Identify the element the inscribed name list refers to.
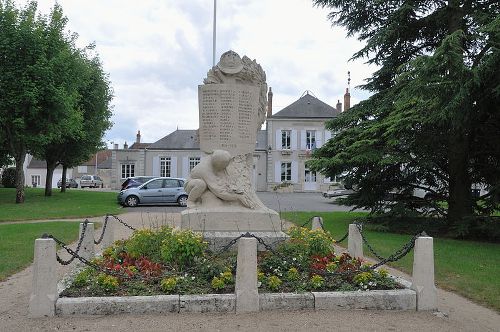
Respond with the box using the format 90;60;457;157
198;84;260;155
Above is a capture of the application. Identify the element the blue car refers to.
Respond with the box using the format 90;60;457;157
118;177;188;207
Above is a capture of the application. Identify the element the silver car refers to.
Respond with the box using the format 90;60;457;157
118;177;188;207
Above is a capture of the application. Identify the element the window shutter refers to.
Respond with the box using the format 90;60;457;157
152;156;160;176
300;130;307;150
316;131;323;148
291;161;298;183
182;157;189;178
275;161;281;182
170;157;177;177
275;129;282;150
324;130;332;142
291;130;297;150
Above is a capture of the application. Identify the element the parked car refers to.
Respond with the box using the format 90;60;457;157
57;178;78;188
118;177;188;207
323;188;355;198
121;176;156;191
80;175;104;188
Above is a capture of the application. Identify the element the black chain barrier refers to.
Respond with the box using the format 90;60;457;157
106;214;137;231
51;220;89;265
46;215;422;283
93;215;109;245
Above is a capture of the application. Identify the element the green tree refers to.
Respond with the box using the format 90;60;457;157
0;1;112;199
58;54;113;193
310;1;500;228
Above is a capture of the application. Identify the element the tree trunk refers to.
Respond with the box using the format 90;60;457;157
61;165;67;193
447;131;472;225
44;160;58;197
14;150;26;204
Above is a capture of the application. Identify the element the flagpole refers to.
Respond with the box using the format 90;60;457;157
212;0;216;67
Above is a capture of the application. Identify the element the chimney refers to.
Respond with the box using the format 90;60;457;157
344;88;351;112
136;130;141;143
114;143;118;150
267;87;273;118
124;141;128;149
336;99;342;113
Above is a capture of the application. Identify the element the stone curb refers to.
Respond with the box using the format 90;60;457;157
56;289;416;316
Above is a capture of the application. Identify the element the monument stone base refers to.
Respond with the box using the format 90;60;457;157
181;207;287;251
180;207;282;232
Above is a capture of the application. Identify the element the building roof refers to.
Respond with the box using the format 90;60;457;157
27;149;112;169
272;92;339;118
148;130;200;150
148;129;267;151
27;158;50;169
129;142;151;149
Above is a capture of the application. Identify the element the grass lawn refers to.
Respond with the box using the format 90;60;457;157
0;222;82;281
0;188;121;222
282;211;500;312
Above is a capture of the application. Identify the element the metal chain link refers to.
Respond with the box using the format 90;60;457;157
53;220;89;265
93;215;109;245
107;214;137;231
355;222;387;261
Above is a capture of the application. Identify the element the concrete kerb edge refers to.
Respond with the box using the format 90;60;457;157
55;288;416;315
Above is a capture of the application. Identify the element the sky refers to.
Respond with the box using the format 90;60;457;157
22;0;377;148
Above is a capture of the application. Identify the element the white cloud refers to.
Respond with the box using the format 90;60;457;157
16;0;376;147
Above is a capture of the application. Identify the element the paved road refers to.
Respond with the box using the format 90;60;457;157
120;191;365;214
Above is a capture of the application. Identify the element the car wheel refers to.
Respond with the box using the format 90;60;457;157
177;195;188;207
125;195;139;207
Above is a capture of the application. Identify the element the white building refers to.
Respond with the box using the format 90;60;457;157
108;89;350;191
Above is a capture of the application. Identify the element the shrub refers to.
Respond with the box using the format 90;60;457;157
309;274;324;289
161;229;207;267
126;227;173;262
160;277;178;293
96;273;119;292
1;167;16;188
286;267;299;281
73;268;95;287
287;226;335;257
211;276;225;290
267;275;282;291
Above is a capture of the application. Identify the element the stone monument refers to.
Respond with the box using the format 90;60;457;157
181;50;282;237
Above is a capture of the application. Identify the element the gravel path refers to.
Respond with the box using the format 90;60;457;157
1;212;499;332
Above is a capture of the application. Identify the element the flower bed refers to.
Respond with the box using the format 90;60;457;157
61;226;402;297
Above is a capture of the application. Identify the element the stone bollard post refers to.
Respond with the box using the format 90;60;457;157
101;216;115;249
79;222;95;261
29;237;58;317
411;236;437;311
235;236;259;313
311;216;323;231
348;224;363;259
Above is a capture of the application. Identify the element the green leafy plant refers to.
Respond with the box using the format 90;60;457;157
96;273;119;292
161;229;207;267
267;275;282;291
286;267;299;281
126;227;173;262
309;274;325;289
211;276;225;291
160;277;178;293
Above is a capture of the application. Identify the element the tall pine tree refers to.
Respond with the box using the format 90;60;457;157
310;1;500;229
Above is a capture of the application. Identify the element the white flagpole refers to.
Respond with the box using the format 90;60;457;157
212;0;216;67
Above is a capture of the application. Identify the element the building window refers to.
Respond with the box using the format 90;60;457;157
31;175;41;186
281;162;292;181
306;130;316;150
189;157;201;171
121;164;135;179
281;130;291;149
304;169;317;182
160;157;171;177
